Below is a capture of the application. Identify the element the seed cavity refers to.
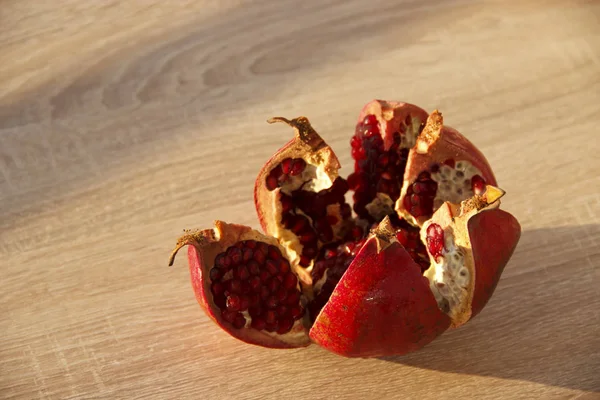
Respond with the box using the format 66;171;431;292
210;241;304;334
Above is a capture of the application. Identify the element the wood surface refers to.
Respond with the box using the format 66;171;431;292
1;1;599;399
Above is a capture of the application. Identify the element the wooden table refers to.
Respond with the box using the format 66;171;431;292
1;1;599;399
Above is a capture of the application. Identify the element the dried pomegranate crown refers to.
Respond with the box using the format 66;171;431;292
169;100;521;357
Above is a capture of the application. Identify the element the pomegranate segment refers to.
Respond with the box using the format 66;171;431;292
349;101;429;223
420;185;521;327
168;221;311;348
396;110;497;226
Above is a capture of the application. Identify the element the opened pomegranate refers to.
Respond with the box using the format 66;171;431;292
169;100;521;357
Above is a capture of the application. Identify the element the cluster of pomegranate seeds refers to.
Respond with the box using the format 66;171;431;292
209;240;304;334
267;155;355;268
308;237;366;321
348;115;411;222
403;171;438;218
393;218;430;273
426;223;445;260
265;157;307;191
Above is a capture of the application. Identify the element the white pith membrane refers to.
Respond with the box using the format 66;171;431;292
431;161;483;210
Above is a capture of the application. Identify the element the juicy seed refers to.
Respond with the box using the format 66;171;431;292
281;158;293;174
233;314;246;329
290;159;306;176
226;294;241;311
426;223;445;260
471;174;486;194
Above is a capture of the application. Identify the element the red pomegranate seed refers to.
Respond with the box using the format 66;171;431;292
426;223;445;259
266;174;278;191
214;294;226;308
363;114;378;126
248;305;262;317
239;295;250;311
290;159;306;176
280;194;293;213
227;247;242;265
276;286;288;301
265;260;278;275
248;276;260;292
242;248;253;262
221;310;238;323
267;277;280;293
260;286;270;300
265;310;277;324
350;136;361;148
290;306;304;320
276;305;289;317
443;158;455;168
472;174;486;194
281;158;293;174
259;271;269;283
214;253;231;269
226;294;241;311
268;246;282;260
243;240;256;249
278;259;290;274
282;272;297;290
299;255;311;267
226;279;242;293
247;260;260;275
299;230;317;243
211;282;225;296
253;250;266;265
248;294;260;307
233;314;246;329
284;291;301;306
209;267;222;281
251;318;266;330
277;318;294;334
234;265;250;280
265;323;278;333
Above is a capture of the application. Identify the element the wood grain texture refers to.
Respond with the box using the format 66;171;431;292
1;0;599;399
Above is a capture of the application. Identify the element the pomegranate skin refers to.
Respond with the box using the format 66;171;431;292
468;208;521;320
309;227;451;358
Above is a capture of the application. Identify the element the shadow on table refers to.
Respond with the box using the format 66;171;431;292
381;224;600;393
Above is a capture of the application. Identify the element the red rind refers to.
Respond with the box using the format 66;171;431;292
468;208;521;319
309;237;451;357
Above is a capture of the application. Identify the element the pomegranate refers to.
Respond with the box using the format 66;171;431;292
169;100;521;357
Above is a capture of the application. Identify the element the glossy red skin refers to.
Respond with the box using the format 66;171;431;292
309;237;451;357
187;241;309;349
468;208;521;319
